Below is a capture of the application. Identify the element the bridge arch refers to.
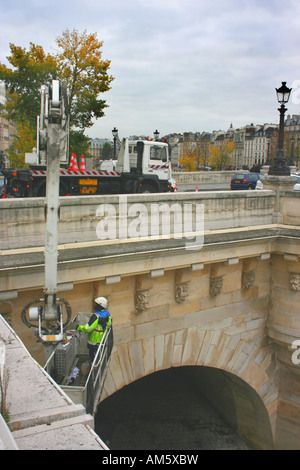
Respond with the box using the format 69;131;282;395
100;331;275;449
98;364;273;450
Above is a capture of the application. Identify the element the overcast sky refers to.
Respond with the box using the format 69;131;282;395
1;0;300;140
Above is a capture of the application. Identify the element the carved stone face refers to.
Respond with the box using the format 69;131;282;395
242;270;255;290
209;276;223;297
135;290;150;313
290;273;300;292
175;284;189;303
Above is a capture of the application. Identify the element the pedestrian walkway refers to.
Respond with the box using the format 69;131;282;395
0;315;108;450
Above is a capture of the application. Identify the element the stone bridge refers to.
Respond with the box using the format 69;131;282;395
1;175;300;449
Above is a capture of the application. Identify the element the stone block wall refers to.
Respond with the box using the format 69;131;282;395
96;256;278;449
1;184;300;448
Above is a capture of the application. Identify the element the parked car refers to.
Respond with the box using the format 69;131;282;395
230;172;261;190
256;173;300;191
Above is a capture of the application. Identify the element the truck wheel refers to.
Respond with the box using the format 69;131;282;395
141;183;156;193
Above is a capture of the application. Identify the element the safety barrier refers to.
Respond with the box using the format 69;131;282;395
44;326;113;415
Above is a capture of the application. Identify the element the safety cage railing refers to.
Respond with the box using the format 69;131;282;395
44;314;113;415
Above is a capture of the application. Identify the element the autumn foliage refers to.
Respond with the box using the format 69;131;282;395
0;29;114;167
209;141;235;170
56;29;114;129
179;139;235;171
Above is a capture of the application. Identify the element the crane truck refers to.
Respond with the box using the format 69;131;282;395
1;99;176;198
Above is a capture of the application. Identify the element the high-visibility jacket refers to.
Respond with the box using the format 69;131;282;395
77;310;112;346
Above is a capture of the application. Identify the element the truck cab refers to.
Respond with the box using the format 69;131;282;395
116;138;175;192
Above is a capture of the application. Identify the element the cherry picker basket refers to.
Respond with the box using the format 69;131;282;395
44;313;113;414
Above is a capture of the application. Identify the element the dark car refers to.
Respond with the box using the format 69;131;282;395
230;172;261;190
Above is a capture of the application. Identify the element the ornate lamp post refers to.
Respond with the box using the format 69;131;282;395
112;127;118;158
154;129;159;141
268;81;292;176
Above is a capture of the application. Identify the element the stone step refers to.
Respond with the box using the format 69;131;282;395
12;414;107;450
8;403;87;432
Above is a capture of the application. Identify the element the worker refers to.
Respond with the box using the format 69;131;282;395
77;296;112;362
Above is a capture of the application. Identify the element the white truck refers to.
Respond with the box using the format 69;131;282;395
3;137;176;198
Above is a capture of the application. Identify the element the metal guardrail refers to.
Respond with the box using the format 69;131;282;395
83;327;113;415
44;326;113;415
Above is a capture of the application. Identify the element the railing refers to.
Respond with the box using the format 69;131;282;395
44;326;113;415
78;327;113;415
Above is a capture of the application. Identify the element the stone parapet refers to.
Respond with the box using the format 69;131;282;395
261;175;296;223
0;191;275;250
173;170;238;185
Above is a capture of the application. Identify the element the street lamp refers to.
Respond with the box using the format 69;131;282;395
154;129;159;141
112;127;118;158
268;81;292;176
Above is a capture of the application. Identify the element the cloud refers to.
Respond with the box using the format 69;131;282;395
1;0;300;138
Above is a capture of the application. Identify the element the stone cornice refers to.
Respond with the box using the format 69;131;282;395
1;224;299;271
1;223;299;292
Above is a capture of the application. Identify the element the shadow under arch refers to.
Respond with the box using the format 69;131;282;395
185;365;274;450
95;365;273;450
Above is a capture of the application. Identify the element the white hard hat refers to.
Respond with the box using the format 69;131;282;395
95;296;108;309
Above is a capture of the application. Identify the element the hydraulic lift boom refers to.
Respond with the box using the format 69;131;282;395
21;80;71;351
20;82;113;409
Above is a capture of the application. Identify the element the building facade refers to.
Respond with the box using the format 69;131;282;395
284;115;300;167
0;81;17;168
170;122;279;171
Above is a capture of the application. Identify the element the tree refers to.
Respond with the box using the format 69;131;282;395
102;142;113;160
0;29;114;166
178;136;212;171
6;120;36;168
69;130;91;162
55;29;114;129
178;141;197;171
0;30;113;130
0;43;58;125
209;141;235;170
198;138;210;167
195;139;211;169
